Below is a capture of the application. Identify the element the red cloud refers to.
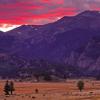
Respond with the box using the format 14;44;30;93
0;0;99;25
0;0;99;32
41;0;64;4
90;4;100;11
0;1;76;25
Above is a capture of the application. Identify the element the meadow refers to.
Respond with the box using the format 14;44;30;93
0;79;100;100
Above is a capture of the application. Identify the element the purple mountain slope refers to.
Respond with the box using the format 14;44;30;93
0;11;100;63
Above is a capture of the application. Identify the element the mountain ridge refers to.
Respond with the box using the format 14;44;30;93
0;10;100;79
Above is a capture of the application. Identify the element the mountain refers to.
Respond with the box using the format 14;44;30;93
67;37;100;77
0;10;100;78
0;55;82;80
5;11;100;61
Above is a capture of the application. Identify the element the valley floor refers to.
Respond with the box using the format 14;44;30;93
0;80;100;100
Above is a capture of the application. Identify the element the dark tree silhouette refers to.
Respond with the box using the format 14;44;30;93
4;81;10;95
77;80;84;92
9;81;15;95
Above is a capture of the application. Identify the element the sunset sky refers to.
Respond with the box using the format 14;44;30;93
0;0;100;32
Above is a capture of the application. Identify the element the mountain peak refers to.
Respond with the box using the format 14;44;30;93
78;10;100;17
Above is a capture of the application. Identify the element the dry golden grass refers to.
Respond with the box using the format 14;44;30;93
0;80;100;100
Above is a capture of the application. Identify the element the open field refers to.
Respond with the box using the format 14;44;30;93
0;80;100;100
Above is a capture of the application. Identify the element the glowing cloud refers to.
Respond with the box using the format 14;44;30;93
0;0;100;31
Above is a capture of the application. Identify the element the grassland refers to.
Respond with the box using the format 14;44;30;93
0;79;100;100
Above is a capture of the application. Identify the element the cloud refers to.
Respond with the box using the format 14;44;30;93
0;0;99;25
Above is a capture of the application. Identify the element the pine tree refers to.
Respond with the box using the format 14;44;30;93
4;81;10;95
10;81;15;95
77;80;84;92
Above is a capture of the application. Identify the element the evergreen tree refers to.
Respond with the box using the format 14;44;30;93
9;81;15;95
77;80;84;92
4;81;10;95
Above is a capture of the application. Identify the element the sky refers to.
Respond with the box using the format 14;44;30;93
0;0;100;32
